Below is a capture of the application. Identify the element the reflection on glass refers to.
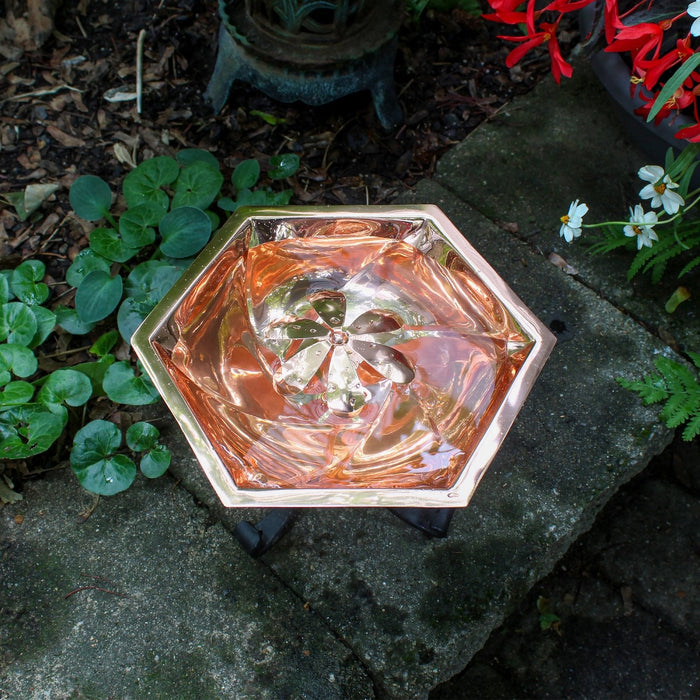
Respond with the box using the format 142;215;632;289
152;217;534;490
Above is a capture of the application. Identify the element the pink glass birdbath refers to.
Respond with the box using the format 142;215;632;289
132;206;555;508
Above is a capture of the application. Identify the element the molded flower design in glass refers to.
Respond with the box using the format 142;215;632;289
265;289;415;415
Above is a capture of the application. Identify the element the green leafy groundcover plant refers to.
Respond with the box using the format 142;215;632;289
0;148;300;501
618;353;700;441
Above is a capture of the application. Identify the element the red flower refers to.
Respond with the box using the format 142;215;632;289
634;85;697;124
501;21;573;83
675;122;700;141
638;36;695;91
605;22;666;66
603;0;625;42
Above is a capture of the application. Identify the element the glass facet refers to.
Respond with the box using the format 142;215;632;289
133;207;555;507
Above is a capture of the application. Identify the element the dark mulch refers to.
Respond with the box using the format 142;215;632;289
1;0;553;265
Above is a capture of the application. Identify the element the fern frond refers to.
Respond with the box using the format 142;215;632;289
620;354;700;440
660;392;693;427
682;411;700;441
616;374;668;404
587;225;631;257
627;234;675;280
688;351;700;369
629;227;700;282
678;255;700;278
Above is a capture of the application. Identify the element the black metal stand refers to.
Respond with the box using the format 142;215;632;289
234;507;455;557
234;509;299;557
389;508;455;538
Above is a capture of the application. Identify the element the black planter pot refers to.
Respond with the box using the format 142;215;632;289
580;4;695;164
589;49;693;164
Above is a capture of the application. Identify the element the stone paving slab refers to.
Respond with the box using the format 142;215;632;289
0;470;374;699
166;178;674;698
584;476;700;634
436;60;700;353
432;467;700;698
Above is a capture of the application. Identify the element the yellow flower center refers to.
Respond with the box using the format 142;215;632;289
632;225;642;236
654;182;666;194
560;215;570;224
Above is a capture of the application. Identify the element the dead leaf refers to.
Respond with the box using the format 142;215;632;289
23;182;59;213
621;586;634;615
113;142;137;168
46;124;85;148
548;252;578;275
0;474;23;504
496;220;519;234
103;86;137;103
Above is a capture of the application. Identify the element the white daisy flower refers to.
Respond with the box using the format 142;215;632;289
624;204;659;249
638;164;685;214
559;199;588;242
687;1;700;36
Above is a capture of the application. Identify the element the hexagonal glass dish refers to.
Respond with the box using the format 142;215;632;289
132;206;555;508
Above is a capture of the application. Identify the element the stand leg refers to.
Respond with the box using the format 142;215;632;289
370;40;403;130
234;509;298;557
389;508;455;538
204;25;242;114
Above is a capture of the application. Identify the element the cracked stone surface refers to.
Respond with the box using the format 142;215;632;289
0;470;374;699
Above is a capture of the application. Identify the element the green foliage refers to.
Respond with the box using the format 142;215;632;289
588;146;700;285
1;147;299;501
618;353;700;441
218;154;299;212
66;149;298;339
70;419;172;495
537;596;561;633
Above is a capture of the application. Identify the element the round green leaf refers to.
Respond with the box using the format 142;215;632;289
172;161;224;210
75;271;124;324
140;445;171;478
268;153;300;180
125;260;183;304
55;306;96;335
117;297;154;343
70;419;120;465
11;260;49;306
75;452;136;495
0;272;12;304
159;206;212;258
71;356;114;395
118;202;164;248
69;175;113;221
71;419;136;495
232;158;261;191
65;249;111;288
38;369;92;407
265;188;294;206
122;156;179;209
90;330;119;358
0;344;38;379
0;405;67;459
126;420;160;451
0;302;38;345
205;209;220;231
28;306;56;349
176;148;220;169
103;361;159;405
237;189;271;207
89;227;140;263
0;381;34;406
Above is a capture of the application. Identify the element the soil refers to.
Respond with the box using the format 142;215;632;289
1;0;554;266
